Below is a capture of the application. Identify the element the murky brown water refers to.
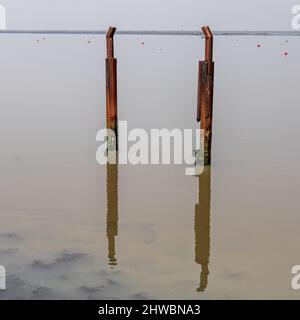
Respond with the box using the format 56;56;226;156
0;34;299;299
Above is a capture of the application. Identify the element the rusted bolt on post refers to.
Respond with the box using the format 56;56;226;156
197;26;214;166
106;26;118;159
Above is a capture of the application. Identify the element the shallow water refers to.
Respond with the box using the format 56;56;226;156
0;34;299;299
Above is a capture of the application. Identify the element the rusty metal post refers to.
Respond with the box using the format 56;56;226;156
106;27;118;153
195;166;211;292
197;26;214;165
106;163;118;266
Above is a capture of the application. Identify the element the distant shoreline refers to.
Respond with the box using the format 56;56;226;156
0;30;299;36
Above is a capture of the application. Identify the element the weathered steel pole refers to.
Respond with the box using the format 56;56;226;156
194;166;211;292
106;26;118;152
106;163;118;266
197;26;214;165
105;27;118;265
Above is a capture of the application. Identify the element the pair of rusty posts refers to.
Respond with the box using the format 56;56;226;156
106;26;214;166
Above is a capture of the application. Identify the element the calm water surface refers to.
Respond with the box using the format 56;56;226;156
0;34;299;299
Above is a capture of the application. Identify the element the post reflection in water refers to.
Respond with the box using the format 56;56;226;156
194;166;211;292
106;163;119;267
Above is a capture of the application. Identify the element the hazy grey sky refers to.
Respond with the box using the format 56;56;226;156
0;0;298;30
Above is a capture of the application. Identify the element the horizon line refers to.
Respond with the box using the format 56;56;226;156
0;30;299;36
